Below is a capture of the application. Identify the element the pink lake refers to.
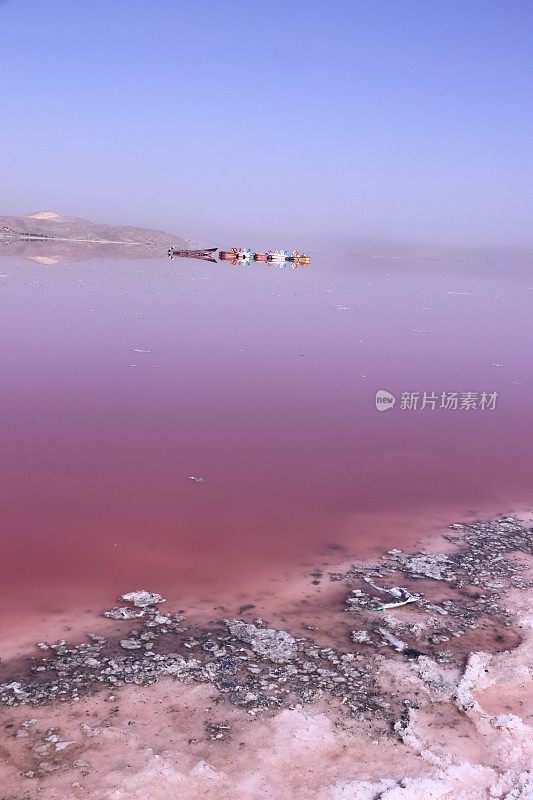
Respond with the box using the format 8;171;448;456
1;247;532;625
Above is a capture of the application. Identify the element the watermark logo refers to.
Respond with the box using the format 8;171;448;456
374;390;498;412
375;389;396;412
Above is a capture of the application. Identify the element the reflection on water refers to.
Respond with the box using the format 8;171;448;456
0;238;171;264
169;247;312;267
1;244;532;622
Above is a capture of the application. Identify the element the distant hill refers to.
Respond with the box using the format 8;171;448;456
0;211;197;249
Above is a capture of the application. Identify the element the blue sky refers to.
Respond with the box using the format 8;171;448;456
1;0;532;246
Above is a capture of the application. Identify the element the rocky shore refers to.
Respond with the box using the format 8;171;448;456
1;516;532;799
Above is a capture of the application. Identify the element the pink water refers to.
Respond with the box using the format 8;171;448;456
1;249;532;625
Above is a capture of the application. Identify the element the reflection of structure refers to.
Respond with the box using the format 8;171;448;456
218;248;254;265
289;252;312;266
167;247;218;262
266;249;291;264
168;247;312;266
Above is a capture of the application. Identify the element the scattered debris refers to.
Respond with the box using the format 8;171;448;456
206;722;231;741
343;516;531;665
375;590;418;610
376;597;418;610
362;580;419;610
0;517;530;734
120;638;143;650
384;552;453;581
351;630;373;645
44;729;73;751
377;627;408;653
103;607;145;620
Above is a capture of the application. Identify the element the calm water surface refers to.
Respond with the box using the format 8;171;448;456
1;249;532;622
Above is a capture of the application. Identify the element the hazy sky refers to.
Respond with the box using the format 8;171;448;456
1;0;532;246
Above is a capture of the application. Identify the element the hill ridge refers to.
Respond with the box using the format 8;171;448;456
0;212;194;248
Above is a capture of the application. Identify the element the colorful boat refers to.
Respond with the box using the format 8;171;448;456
267;249;291;263
219;248;254;265
288;252;312;265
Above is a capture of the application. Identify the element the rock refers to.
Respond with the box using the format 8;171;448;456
206;721;231;740
351;630;373;645
48;735;62;745
403;648;424;659
80;723;102;737
1;681;29;701
225;619;297;663
398;553;452;580
455;651;493;714
377;628;407;653
54;740;73;751
103;606;145;620
120;638;142;650
120;590;166;608
151;613;172;624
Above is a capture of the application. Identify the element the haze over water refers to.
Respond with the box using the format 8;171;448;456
1;248;532;624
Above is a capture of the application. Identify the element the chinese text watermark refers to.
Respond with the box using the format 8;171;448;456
375;389;498;412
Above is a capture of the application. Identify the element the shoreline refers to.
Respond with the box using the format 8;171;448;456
1;513;532;798
2;501;529;625
0;235;164;246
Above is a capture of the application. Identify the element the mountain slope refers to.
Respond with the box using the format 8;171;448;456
0;211;194;248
